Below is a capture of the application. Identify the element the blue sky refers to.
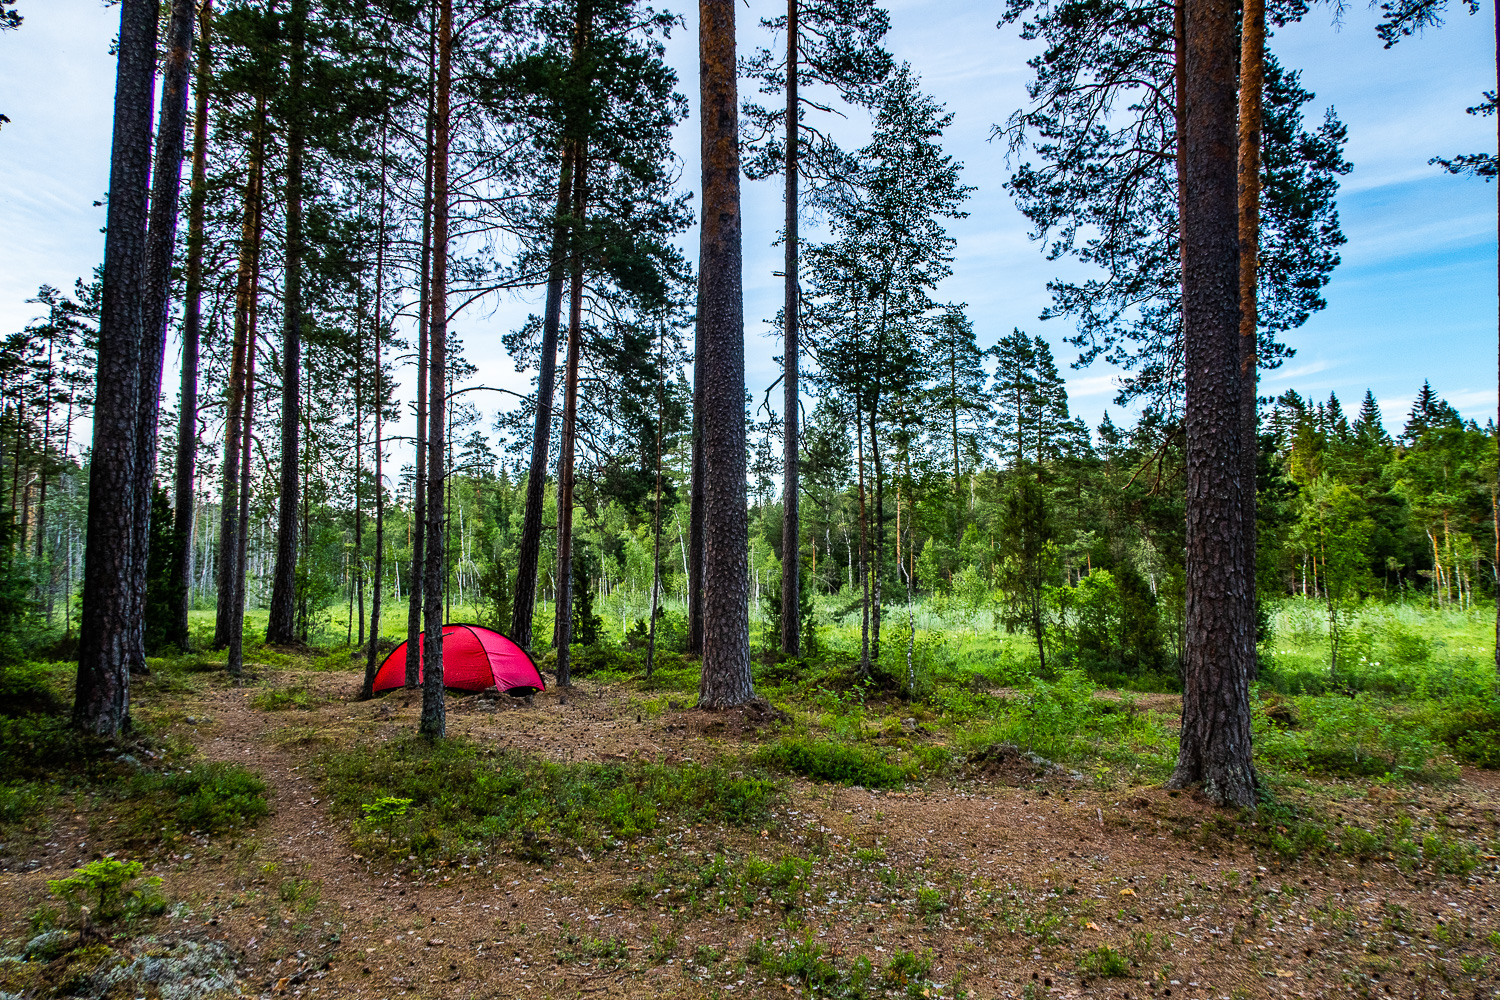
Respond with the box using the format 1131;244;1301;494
0;0;1494;460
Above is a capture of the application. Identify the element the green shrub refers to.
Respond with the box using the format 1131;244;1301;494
48;858;165;923
251;684;315;711
755;736;909;788
1079;944;1130;978
125;762;270;840
321;737;777;861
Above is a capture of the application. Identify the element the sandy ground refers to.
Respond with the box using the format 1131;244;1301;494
2;666;1499;999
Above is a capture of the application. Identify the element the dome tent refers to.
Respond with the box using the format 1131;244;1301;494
371;623;546;696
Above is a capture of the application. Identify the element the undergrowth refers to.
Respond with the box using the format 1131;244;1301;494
319;736;779;863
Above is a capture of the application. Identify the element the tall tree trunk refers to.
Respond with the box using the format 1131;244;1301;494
362;136;388;699
216;94;267;650
75;0;158;736
856;406;870;676
696;0;754;709
128;0;195;674
1493;0;1499;677
687;353;705;657
406;27;436;687
420;0;452;739
267;0;307;646
227;213;262;681
171;0;213;652
646;324;666;679
1238;0;1264;674
1167;0;1257;808
869;400;883;665
779;0;801;659
554;121;589;686
511;140;575;650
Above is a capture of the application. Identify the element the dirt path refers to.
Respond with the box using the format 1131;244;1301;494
5;669;1500;1000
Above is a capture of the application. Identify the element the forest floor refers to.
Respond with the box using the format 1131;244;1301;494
2;653;1500;1000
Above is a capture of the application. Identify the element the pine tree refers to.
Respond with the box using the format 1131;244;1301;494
696;0;754;709
742;0;891;659
998;0;1348;409
1402;381;1464;446
75;0;158;737
1168;0;1258;808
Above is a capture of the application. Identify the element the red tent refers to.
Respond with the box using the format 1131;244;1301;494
371;624;546;695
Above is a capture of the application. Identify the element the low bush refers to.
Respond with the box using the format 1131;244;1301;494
755;736;910;788
320;736;778;861
124;762;270;840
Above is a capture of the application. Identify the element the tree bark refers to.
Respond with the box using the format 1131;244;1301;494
779;0;801;659
1493;0;1499;677
75;0;158;736
362;133;389;699
127;0;195;675
696;0;754;709
267;0;308;646
170;0;213;653
646;324;666;678
511;141;575;651
420;0;452;739
1238;0;1264;669
553;137;589;689
1167;0;1257;808
405;26;437;688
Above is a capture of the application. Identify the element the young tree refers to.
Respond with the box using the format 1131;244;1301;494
1168;0;1258;808
1294;477;1374;678
696;0;754;708
75;0;158;736
997;472;1057;670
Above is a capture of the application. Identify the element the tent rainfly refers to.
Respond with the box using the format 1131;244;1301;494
371;623;546;696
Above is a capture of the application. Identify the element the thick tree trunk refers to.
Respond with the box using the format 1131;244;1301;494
127;0;195;675
75;0;158;736
420;0;452;740
511;141;575;651
696;0;754;709
1494;0;1499;677
170;0;213;652
405;33;436;688
216;95;266;650
1238;0;1264;670
266;0;308;646
779;0;801;659
1167;0;1257;808
553;141;589;688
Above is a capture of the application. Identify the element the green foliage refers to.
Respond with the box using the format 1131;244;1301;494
321;737;778;862
1079;944;1130;978
143;484;186;655
746;937;942;999
755;736;910;788
124;762;270;840
251;683;316;710
47;858;165;923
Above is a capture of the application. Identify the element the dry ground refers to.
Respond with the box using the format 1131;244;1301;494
3;664;1499;1000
